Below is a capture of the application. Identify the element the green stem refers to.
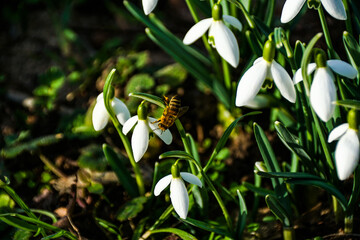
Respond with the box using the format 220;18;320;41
343;0;353;35
283;226;295;240
103;69;145;196
317;5;336;58
175;120;192;154
344;215;353;233
222;58;231;91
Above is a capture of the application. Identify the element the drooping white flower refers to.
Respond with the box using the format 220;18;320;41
154;167;202;219
294;59;357;122
235;40;296;107
142;0;158;15
281;0;346;23
92;93;131;131
122;109;172;162
328;123;359;180
183;4;242;68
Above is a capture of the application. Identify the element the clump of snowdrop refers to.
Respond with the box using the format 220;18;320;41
122;101;172;162
235;39;296;107
142;0;158;15
328;110;360;180
281;0;346;23
92;92;131;131
154;163;202;219
183;3;242;68
293;52;358;122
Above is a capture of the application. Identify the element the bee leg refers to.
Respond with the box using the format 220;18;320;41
151;119;161;124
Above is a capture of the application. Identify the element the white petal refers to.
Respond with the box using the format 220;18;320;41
142;0;158;15
183;18;213;45
321;0;346;20
112;98;131;125
170;178;189;219
270;60;296;103
180;172;202;187
327;60;358;79
310;68;336;122
280;0;306;23
96;92;104;101
212;21;240;68
223;15;243;32
328;123;349;142
235;59;268;107
244;94;271;109
132;120;149;162
92;98;109;131
122;116;138;135
148;117;173;145
293;63;317;84
154;174;172;196
335;130;360;180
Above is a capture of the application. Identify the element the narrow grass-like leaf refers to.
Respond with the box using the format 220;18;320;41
181;217;233;237
103;144;139;197
0;216;38;232
335;99;360;109
343;31;360;81
286;179;347;210
235;190;247;238
242;182;276;197
347;166;360;214
341;80;360;99
255;171;323;181
95;217;121;236
132;217;147;240
159;150;195;161
149;228;197;240
129;92;165;108
204;112;261;172
265;195;291;227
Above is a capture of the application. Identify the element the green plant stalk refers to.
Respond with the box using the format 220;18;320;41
343;0;353;35
264;0;275;26
103;69;145;196
222;58;231;91
344;215;353;233
317;5;336;58
283;227;295;240
0;179;47;237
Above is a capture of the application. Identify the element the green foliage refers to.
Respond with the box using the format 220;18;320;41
125;74;155;96
116;196;148;221
78;145;107;172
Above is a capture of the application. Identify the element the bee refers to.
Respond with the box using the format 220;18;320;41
152;95;189;131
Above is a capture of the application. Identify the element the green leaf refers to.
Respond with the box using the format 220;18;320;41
96;217;122;238
87;182;104;194
343;31;360;80
13;229;32;240
149;228;197;240
103;144;139;198
0;216;38;232
129;92;165;108
116;196;148;221
235;190;247;238
132;217;147;240
242;182;275;197
78;145;107;172
181;217;233;237
294;40;306;68
255;171;323;181
159;150;195;161
265;195;292;227
335;99;360;109
125;74;155;96
154;63;187;87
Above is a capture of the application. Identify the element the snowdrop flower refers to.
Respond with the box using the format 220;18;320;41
328;110;359;180
154;164;202;219
183;4;242;68
122;101;172;162
92;92;131;131
293;53;357;122
281;0;346;23
235;40;296;107
142;0;158;15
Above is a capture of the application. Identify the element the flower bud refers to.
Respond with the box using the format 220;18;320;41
347;109;359;131
212;4;223;21
137;101;148;120
263;40;275;62
314;50;327;68
171;163;180;178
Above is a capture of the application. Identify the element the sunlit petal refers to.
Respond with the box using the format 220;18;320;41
328;123;349;142
142;0;158;15
253;57;264;65
236;59;268;107
280;0;306;23
293;63;316;84
310;68;336;122
327;60;358;79
92;98;109;131
122;116;139;135
321;0;346;20
335;130;360;180
170;178;189;219
112;98;131;125
223;15;243;31
148;117;173;145
180;172;202;187
271;60;296;103
212;21;239;68
183;18;213;45
132;120;149;162
154;174;172;196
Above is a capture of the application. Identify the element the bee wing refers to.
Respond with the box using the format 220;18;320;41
177;106;189;118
